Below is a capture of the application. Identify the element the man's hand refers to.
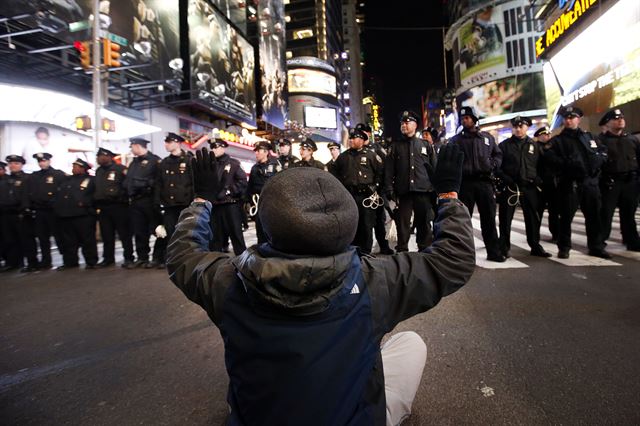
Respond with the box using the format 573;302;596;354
191;147;220;202
432;143;464;195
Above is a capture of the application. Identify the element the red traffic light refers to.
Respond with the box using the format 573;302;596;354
73;40;85;52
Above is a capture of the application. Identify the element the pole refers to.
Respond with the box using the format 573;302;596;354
92;0;101;150
442;27;448;88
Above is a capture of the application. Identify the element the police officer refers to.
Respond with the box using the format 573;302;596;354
333;128;384;254
294;138;326;169
54;159;98;270
94;148;134;268
535;126;559;243
153;132;194;267
0;161;6;268
547;106;609;259
276;138;299;171
597;108;640;251
124;138;161;268
497;116;550;258
384;110;437;252
208;138;248;254
27;152;66;269
325;141;341;175
247;141;278;244
0;155;38;272
357;122;393;255
449;106;504;261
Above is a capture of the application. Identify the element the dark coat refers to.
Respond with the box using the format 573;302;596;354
211;153;247;204
155;151;193;207
27;167;66;209
449;128;502;179
384;135;436;196
124;152;161;198
54;174;95;217
94;162;128;205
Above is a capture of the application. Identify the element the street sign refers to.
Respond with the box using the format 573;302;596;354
69;20;90;32
106;33;128;47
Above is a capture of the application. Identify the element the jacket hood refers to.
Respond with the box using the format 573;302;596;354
232;245;358;316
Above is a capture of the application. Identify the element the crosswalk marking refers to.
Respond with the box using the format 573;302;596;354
472;235;529;269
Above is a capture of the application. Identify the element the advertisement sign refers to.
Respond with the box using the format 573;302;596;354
288;68;337;97
0;0;181;82
535;0;599;57
304;106;337;129
258;0;288;129
456;73;546;120
188;0;256;126
543;0;640;128
209;0;247;34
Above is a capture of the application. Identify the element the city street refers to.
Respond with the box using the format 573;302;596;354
2;210;640;425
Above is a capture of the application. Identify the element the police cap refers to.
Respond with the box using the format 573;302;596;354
399;110;419;123
349;128;368;141
97;147;116;157
598;108;624;126
299;138;318;151
129;137;150;146
253;141;272;151
510;115;532;127
0;161;6;168
277;137;292;146
355;123;372;133
209;138;228;148
33;152;53;161
534;126;550;137
327;141;341;149
560;106;583;119
5;155;26;164
72;158;91;170
165;132;186;143
459;106;479;122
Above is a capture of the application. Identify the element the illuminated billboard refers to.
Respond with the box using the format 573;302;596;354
304;106;337;129
288;68;337;97
259;0;288;129
188;0;256;126
543;0;640;128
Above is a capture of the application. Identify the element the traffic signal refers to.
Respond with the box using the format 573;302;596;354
101;118;116;132
75;115;92;131
102;39;121;68
74;40;91;70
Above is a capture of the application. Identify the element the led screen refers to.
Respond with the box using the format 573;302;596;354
288;68;337;97
304;106;337;129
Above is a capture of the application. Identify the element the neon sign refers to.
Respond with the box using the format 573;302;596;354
536;0;599;57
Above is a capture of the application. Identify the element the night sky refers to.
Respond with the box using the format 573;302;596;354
362;1;449;138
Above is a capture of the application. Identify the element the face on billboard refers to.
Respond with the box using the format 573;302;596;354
259;0;288;129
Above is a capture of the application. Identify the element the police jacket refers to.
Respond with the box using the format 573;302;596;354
167;198;475;426
27;167;66;209
155;151;193;207
333;148;383;194
384;134;435;196
292;158;326;170
247;158;278;196
498;135;541;185
0;171;29;212
537;141;557;185
125;152;160;198
277;154;299;171
54;173;95;218
94;162;128;205
449;128;502;179
597;131;640;178
325;158;338;176
211;153;247;205
548;127;606;184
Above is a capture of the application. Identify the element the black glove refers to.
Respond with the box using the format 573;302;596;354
432;144;464;194
191;147;220;201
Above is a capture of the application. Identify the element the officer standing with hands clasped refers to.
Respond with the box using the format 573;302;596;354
247;141;278;244
496;116;550;258
450;106;505;262
597;108;640;251
167;143;474;426
548;106;610;259
333;127;384;254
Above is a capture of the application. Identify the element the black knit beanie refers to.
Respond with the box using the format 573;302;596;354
258;168;358;256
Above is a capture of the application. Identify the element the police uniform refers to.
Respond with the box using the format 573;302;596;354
0;161;6;267
385;111;437;252
155;134;194;263
497;117;549;257
94;148;134;267
54;159;98;270
124;138;162;267
27;152;66;269
334;129;384;254
247;141;278;244
292;139;327;170
208;139;248;254
534;126;560;242
0;155;38;272
547;107;609;258
276;138;300;171
449;107;504;261
597;109;640;251
325;141;341;176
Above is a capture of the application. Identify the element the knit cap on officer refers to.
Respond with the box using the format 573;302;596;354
258;168;358;256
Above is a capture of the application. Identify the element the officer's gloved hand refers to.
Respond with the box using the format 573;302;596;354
432;144;464;194
191;147;220;202
385;190;396;202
